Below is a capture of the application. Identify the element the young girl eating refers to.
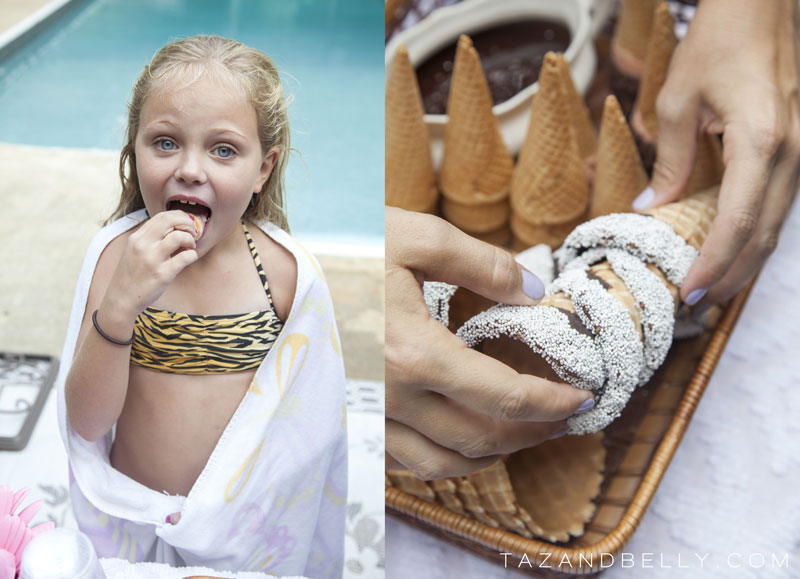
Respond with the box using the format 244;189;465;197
56;35;347;576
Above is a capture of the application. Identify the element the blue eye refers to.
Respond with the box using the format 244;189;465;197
215;146;235;158
156;139;176;151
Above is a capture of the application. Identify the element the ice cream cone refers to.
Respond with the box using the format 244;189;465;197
472;223;512;247
441;196;509;234
511;52;589;226
555;53;596;162
590;95;648;219
511;211;584;251
386;468;436;501
440;35;513;206
685;133;725;195
386;45;439;213
631;2;678;144
611;0;659;79
506;434;606;542
645;186;718;252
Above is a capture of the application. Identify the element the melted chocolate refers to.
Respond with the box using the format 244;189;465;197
556;307;591;336
415;20;571;115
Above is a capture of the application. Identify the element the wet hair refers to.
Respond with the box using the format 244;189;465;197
108;34;290;230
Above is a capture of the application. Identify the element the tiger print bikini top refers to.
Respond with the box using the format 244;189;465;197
130;222;283;375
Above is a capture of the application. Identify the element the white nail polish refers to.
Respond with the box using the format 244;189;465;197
632;187;655;211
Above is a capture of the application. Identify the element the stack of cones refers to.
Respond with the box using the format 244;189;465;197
510;52;590;251
385;45;439;214
589;95;648;219
610;0;658;114
386;434;606;541
630;1;678;172
439;35;514;245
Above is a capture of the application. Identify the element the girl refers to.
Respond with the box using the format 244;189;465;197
56;35;347;577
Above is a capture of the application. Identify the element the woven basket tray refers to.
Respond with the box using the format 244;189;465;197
386;282;753;576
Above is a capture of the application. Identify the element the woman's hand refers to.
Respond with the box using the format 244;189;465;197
102;210;199;320
386;208;594;480
634;0;800;308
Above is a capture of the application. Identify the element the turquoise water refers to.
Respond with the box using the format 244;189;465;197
0;0;384;246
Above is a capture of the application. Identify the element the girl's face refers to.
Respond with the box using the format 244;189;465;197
134;75;276;252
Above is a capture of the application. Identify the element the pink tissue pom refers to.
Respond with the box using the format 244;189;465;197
0;486;55;577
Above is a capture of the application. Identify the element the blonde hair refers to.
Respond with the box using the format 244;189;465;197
109;34;290;230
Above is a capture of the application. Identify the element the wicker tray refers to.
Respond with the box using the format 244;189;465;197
386;282;753;576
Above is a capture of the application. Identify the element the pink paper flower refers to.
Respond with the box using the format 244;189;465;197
0;486;55;578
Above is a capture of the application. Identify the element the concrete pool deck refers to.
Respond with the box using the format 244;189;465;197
0;142;384;381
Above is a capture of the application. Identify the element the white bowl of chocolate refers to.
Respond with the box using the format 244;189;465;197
385;0;596;170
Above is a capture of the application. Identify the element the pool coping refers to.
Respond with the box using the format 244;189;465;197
0;0;88;62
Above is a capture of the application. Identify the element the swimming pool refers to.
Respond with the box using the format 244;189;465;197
0;0;384;249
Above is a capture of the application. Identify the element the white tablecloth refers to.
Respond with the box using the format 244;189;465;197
386;197;800;578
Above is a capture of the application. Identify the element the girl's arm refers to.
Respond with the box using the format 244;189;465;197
65;211;198;442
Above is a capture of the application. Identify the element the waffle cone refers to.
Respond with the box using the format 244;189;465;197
685;133;725;195
590;95;648;219
472;223;512;247
632;2;677;141
506;434;606;542
589;261;643;340
511;211;584;251
611;0;658;77
386;45;438;212
645;186;719;252
511;52;589;226
386;469;436;501
440;35;513;205
442;196;510;233
555;53;596;161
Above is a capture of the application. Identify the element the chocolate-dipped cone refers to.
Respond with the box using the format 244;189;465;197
555;53;596;162
511;52;589;234
385;45;438;212
685;133;725;195
439;35;513;206
631;2;678;171
590;95;648;219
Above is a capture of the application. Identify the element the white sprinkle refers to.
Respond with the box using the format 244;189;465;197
555;213;698;286
457;305;606;391
423;281;458;326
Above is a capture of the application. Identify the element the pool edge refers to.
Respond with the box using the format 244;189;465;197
0;0;89;62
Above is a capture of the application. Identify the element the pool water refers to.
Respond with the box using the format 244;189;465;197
0;0;384;246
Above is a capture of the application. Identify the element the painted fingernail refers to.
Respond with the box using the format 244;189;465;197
165;514;172;524
685;288;708;306
549;429;566;440
632;186;655;211
521;268;545;300
576;398;595;415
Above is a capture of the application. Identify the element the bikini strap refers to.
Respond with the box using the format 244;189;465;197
242;221;276;308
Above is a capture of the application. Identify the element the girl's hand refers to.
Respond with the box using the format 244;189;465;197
102;210;199;319
386;208;594;480
636;0;800;308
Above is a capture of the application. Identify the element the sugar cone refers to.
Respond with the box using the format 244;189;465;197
611;0;658;78
590;95;648;219
555;53;596;161
685;133;725;195
386;45;438;212
645;186;718;252
386;469;436;501
472;223;512;247
510;52;589;226
632;2;678;142
440;35;513;205
506;434;606;542
441;196;509;233
511;211;583;251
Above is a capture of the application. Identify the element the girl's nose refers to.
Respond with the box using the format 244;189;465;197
174;151;207;184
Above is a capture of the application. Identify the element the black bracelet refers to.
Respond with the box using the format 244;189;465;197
92;309;135;346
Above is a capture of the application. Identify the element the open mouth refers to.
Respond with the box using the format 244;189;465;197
167;198;212;240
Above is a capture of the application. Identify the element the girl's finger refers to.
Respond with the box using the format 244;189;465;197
386;419;500;480
391;389;565;459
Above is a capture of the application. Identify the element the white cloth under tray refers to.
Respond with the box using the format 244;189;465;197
56;210;348;577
